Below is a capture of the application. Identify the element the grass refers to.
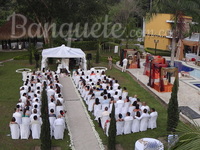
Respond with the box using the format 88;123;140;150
0;51;29;61
79;50;169;149
0;57;71;150
85;65;168;149
0;50;184;150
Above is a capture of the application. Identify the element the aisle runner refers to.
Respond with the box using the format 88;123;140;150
60;76;103;150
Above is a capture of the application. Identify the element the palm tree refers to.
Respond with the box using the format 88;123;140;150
172;121;200;150
150;0;200;66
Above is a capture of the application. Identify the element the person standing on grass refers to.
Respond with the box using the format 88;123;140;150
108;56;113;70
122;57;128;72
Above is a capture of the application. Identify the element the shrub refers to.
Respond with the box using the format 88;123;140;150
145;48;171;56
71;41;98;51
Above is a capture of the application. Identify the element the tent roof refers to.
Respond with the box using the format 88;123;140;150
42;44;85;58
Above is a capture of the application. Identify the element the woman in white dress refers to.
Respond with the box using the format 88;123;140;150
93;98;101;117
129;101;137;116
88;94;95;112
122;87;128;100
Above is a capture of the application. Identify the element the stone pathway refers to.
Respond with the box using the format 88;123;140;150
59;76;103;150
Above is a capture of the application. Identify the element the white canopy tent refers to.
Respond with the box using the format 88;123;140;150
41;44;87;71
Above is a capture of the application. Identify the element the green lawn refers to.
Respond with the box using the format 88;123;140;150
0;51;29;61
0;58;71;150
0;50;182;150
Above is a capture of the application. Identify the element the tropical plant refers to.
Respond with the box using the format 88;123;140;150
172;121;200;150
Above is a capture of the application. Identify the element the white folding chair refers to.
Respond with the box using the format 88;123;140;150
31;124;41;139
116;121;124;135
54;125;65;139
10;124;20;139
123;120;133;134
132;118;140;133
20;124;30;139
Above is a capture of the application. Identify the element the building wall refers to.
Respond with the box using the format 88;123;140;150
144;13;192;51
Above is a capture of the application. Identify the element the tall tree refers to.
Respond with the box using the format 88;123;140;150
109;0;146;48
15;0;109;46
150;0;200;66
167;78;179;133
40;83;51;150
0;0;15;26
108;103;116;150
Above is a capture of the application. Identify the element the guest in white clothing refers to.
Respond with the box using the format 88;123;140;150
148;108;158;129
123;112;133;134
122;58;128;72
135;109;150;132
132;111;141;133
141;102;150;113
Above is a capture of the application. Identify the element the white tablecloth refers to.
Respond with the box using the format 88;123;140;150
135;138;164;150
186;53;198;60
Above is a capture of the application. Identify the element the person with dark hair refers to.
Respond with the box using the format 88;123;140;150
30;115;41;125
10;117;18;124
135;109;150;132
49;109;56;117
133;104;141;117
113;91;119;101
113;80;119;90
148;108;158;129
102;96;109;104
132;111;141;133
93;98;101;119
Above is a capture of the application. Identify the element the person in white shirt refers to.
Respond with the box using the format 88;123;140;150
135;109;150;132
108;86;115;97
30;109;40;121
57;94;64;104
17;99;25;110
122;58;128;72
21;93;27;104
148;108;158;129
141;102;150;113
47;86;55;100
113;91;119;101
20;87;26;97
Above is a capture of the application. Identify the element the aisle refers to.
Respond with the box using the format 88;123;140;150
59;76;103;150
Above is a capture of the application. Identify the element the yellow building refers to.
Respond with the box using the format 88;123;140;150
144;13;192;51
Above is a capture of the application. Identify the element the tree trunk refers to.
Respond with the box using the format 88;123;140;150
170;29;176;67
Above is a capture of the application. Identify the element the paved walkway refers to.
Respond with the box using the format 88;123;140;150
116;59;200;125
59;76;103;150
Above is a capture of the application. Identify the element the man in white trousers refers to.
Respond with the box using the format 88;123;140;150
122;58;128;72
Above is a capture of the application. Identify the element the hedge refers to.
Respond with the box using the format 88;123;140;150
71;41;98;51
145;48;171;56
